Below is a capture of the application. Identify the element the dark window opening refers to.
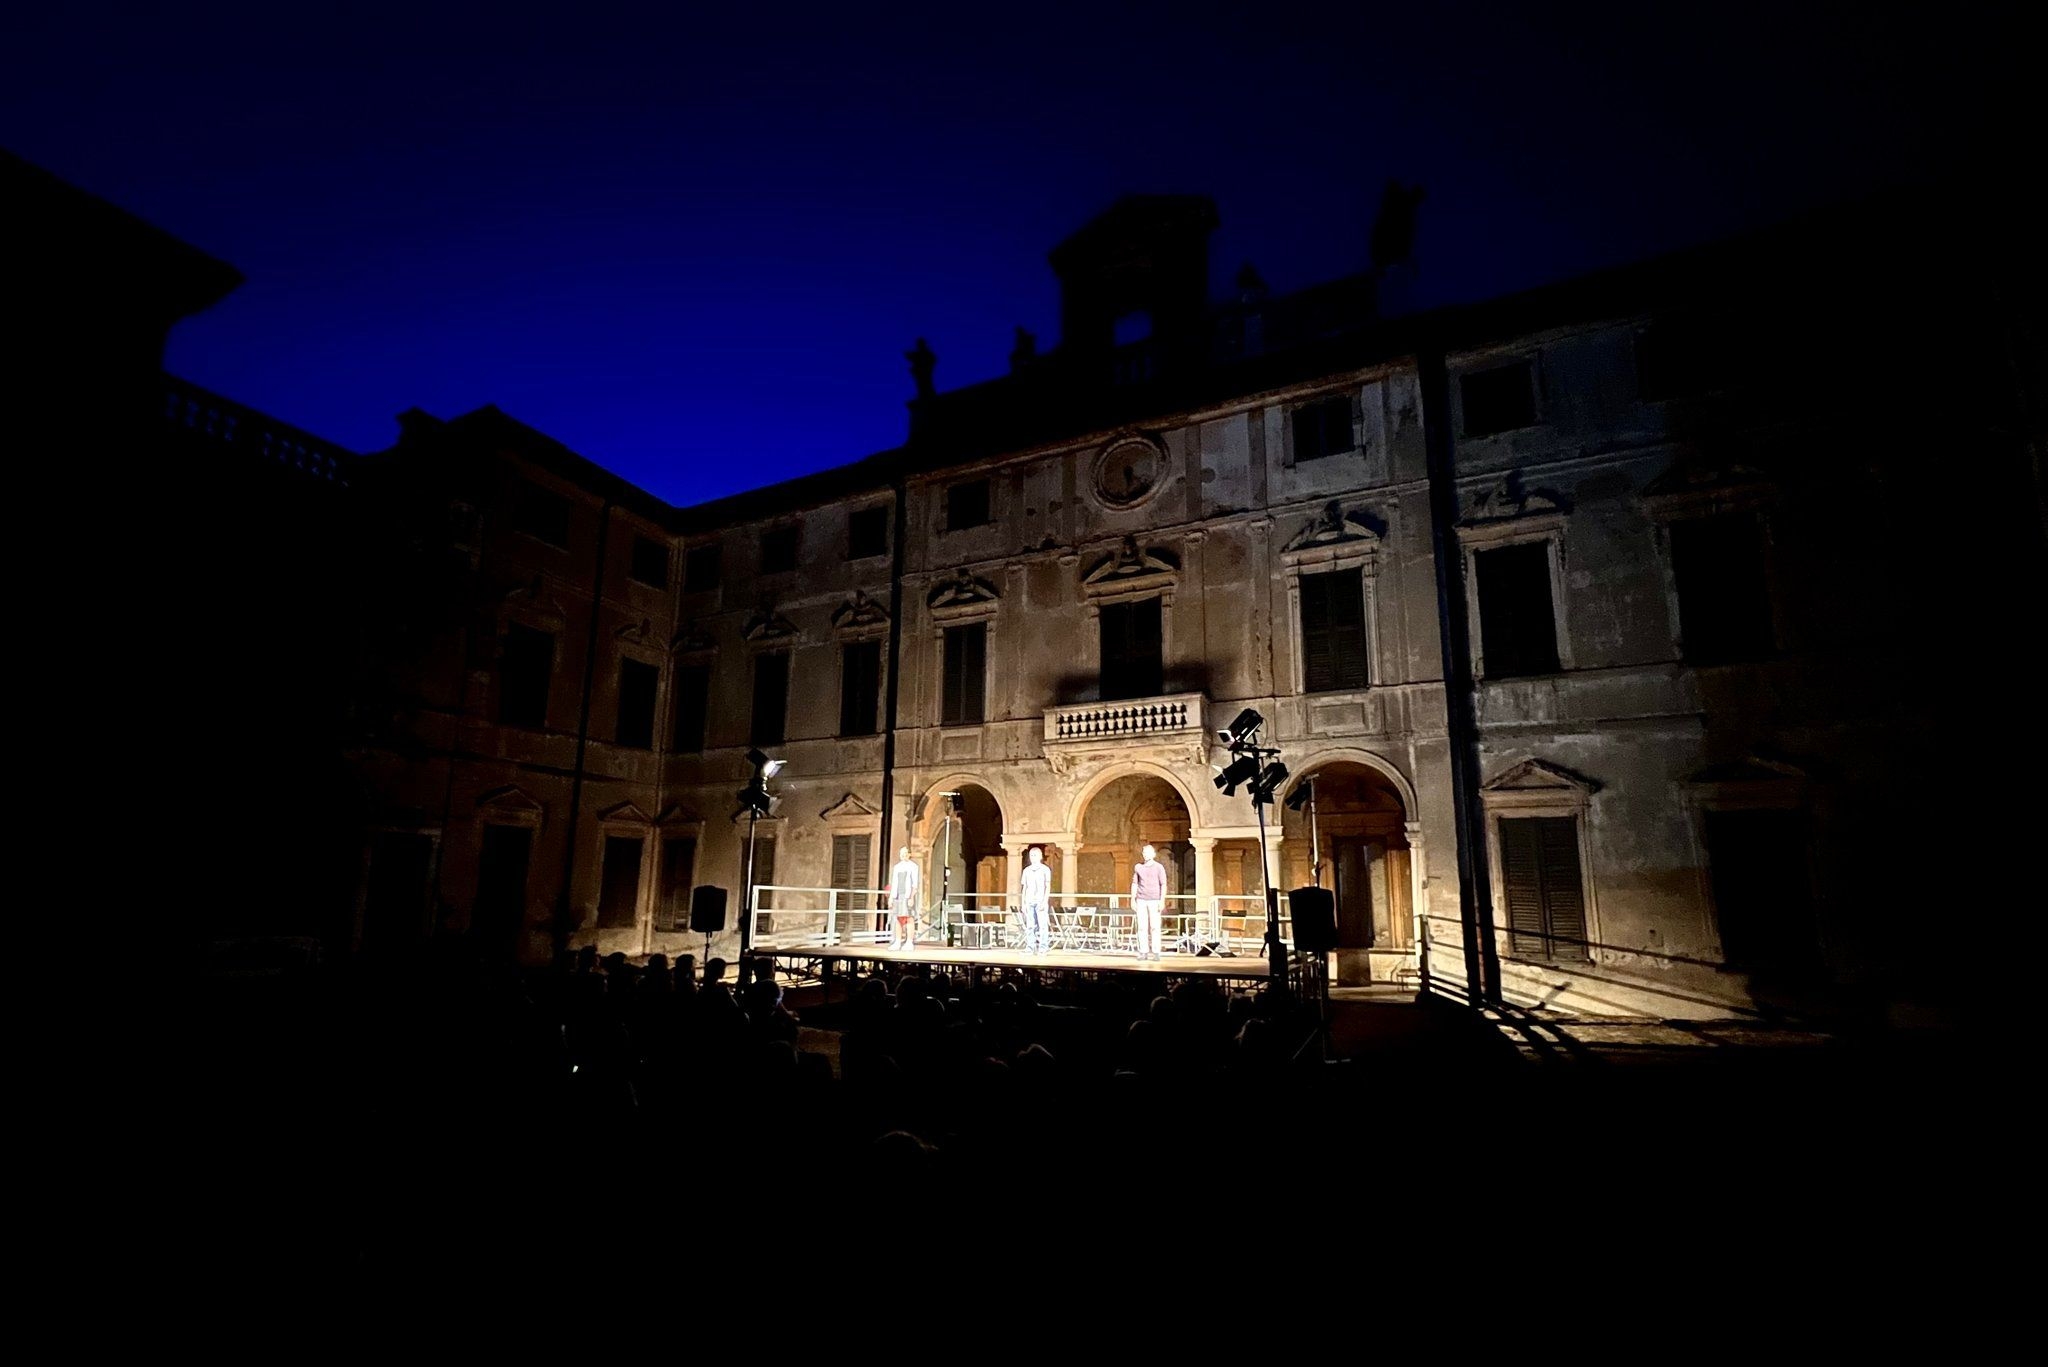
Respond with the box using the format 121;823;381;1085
840;639;882;736
1636;321;1733;402
629;535;670;588
362;832;434;953
1671;515;1774;665
760;525;799;575
750;651;789;747
596;835;644;930
1705;808;1819;975
684;544;721;593
512;479;571;548
945;479;991;532
1461;360;1537;437
941;622;986;726
1500;815;1588;960
847;506;888;560
672;662;710;753
616;657;658;749
498;622;554;729
1475;542;1560;678
474;825;534;955
1299;566;1371;692
658;836;697;933
1291;395;1356;463
832;834;872;911
1099;597;1164;701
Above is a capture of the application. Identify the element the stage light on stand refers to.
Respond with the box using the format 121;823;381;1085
1214;755;1260;796
1250;761;1290;807
1217;708;1265;748
736;750;783;962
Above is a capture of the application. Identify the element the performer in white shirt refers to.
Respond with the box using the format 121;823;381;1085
887;847;921;950
1019;846;1053;955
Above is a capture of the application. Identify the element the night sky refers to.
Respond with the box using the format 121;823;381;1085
3;2;2025;506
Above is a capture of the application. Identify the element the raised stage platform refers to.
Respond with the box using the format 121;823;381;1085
756;941;1284;990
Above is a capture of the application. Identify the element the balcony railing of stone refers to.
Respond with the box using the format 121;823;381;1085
1044;692;1206;744
163;374;355;486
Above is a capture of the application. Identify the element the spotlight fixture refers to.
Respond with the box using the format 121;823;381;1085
1217;708;1265;749
1249;760;1290;807
737;749;783;817
746;747;785;779
1213;755;1261;796
1284;776;1316;812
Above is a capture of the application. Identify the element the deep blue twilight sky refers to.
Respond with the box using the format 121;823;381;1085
2;2;2025;506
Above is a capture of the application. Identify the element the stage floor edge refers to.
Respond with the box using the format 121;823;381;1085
756;942;1279;980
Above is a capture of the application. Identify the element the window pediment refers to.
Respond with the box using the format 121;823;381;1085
501;576;567;628
927;568;1000;622
1481;758;1601;796
1461;472;1569;528
615;617;657;648
831;590;890;637
597;800;653;825
741;607;800;644
670;620;716;656
1081;536;1179;599
1281;501;1385;570
654;804;703;828
1640;459;1773;521
819;792;880;824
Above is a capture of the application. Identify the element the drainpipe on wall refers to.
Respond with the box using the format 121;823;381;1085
554;496;615;958
1418;347;1501;1008
876;475;909;872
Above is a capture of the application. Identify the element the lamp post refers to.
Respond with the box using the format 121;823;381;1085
1214;710;1290;992
936;791;960;945
736;747;783;962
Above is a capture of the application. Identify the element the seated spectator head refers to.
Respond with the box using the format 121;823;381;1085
704;957;727;985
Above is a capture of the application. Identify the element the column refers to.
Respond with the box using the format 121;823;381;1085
1060;839;1079;910
1191;836;1218;941
1002;840;1024;908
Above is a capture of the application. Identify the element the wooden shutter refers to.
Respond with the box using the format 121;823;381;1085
660;837;697;931
1500;815;1587;960
751;652;788;746
944;623;984;724
1301;568;1368;692
833;834;871;911
1500;818;1551;957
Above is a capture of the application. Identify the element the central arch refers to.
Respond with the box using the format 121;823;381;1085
1075;773;1193;905
1063;758;1204;838
911;775;1007;920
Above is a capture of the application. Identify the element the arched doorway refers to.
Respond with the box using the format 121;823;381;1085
1280;762;1413;978
914;782;1005;920
1076;774;1192;903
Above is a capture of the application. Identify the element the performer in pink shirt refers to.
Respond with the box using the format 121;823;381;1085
1130;843;1167;962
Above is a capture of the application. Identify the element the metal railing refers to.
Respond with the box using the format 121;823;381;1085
746;885;1287;957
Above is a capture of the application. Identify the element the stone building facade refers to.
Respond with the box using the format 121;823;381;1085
131;177;2041;1021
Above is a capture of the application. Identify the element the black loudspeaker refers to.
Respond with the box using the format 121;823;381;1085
1288;886;1338;954
689;885;729;934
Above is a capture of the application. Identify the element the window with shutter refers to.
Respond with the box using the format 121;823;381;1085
1299;567;1370;693
659;837;697;931
597;836;644;929
1671;514;1773;665
1099;597;1163;700
751;652;789;746
1475;542;1560;678
942;623;986;725
672;662;710;752
840;639;881;736
1499;816;1589;960
832;834;872;911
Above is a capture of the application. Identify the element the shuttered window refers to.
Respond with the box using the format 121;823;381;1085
658;837;697;932
1475;542;1560;678
750;652;789;746
840;639;881;736
597;836;645;930
1299;567;1371;693
1099;597;1164;700
941;622;986;725
832;834;872;911
1499;816;1589;960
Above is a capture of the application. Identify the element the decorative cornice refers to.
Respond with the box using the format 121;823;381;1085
831;589;891;635
1281;501;1385;556
1081;535;1179;593
741;606;800;643
1480;758;1602;795
1461;471;1570;526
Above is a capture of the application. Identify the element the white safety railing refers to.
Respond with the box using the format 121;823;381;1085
748;886;1288;956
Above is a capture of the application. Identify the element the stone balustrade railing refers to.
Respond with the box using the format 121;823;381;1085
1044;692;1206;744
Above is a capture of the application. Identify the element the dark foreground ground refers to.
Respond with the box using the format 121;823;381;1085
147;954;2024;1305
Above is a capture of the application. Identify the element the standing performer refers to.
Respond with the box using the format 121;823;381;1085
1020;846;1052;955
888;847;921;949
1130;843;1167;962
